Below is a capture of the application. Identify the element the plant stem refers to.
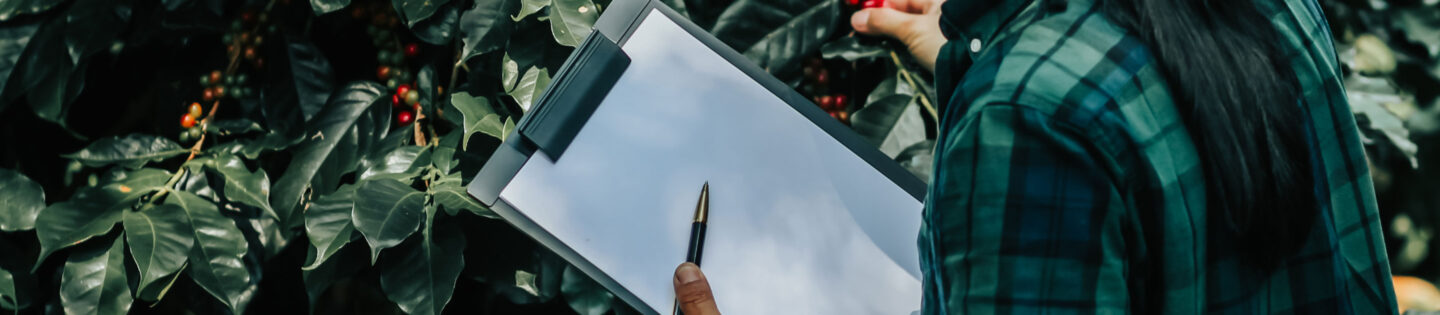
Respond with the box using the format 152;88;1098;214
889;51;938;119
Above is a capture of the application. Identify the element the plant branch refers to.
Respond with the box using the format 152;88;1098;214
889;50;938;119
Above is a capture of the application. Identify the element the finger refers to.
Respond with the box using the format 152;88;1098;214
674;263;720;315
883;0;936;14
851;8;918;38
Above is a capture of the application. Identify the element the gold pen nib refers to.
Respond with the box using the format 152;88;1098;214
694;182;709;223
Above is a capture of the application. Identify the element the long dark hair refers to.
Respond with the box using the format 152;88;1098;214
1099;0;1317;263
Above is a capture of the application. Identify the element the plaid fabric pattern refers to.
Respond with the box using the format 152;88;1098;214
919;0;1399;313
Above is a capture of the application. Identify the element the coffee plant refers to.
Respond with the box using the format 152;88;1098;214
3;0;1427;313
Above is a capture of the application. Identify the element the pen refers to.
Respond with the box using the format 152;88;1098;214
676;182;709;315
688;182;709;265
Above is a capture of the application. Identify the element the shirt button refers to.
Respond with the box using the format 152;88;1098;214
970;38;982;53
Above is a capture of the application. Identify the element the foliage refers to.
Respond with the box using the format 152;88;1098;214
0;0;938;312
1321;0;1440;285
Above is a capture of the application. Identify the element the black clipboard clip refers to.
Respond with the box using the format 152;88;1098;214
516;31;632;161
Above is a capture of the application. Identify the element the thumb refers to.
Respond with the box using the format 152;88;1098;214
674;263;720;315
851;8;918;39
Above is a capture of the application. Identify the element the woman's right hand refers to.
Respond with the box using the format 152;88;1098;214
850;0;947;72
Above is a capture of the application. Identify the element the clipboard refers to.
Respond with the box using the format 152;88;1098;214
467;1;927;313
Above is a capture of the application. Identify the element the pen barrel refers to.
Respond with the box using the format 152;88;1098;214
686;222;706;265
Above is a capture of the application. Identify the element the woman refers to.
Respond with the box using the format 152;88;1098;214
674;0;1399;313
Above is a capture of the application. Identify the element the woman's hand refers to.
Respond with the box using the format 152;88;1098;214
674;262;721;315
850;0;947;72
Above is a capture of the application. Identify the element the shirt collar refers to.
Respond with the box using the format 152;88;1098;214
939;0;1036;56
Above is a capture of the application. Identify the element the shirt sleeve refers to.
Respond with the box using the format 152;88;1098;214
924;103;1132;313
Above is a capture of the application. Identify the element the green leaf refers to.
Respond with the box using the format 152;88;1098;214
169;190;252;314
851;94;926;158
514;0;546;21
820;36;887;61
0;168;44;232
34;175;165;268
206;119;266;136
0;19;40;113
0;235;35;310
510;66;551;112
310;0;351;16
124;204;195;296
737;0;840;78
63;134;188;169
358;146;432;181
501;54;521;92
304;185;357;270
60;235;132;315
1346;74;1419;168
432;174;495;219
379;215;465;315
561;266;614;315
548;0;599;47
271;82;387;227
895;140;935;183
452;92;511;150
413;2;461;45
458;0;517;62
0;0;64;22
302;244;366;312
353;179;427;264
204;155;277;220
393;0;452;27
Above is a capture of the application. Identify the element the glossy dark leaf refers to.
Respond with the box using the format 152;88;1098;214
711;0;825;52
820;36;887;61
0;0;62;22
302;243;366;312
737;0;840;78
412;2;460;45
895;140;935;183
60;235;132;315
393;0;451;27
0;168;44;232
64;0;129;64
169;190;252;314
359;146;431;181
548;0;600;47
509;66;550;112
379;212;465;315
0;236;34;311
208;131;304;160
0;20;40;113
303;185;357;270
204;155;277;220
431;173;494;218
124;204;194;296
452;92;513;150
1346;73;1419;167
310;0;352;16
285;37;338;122
271;82;386;227
7;18;75;127
514;0;545;21
35;169;170;267
63;134;188;169
851;94;926;158
459;0;517;63
501;54;520;92
207;119;266;136
353;179;426;264
561;266;613;315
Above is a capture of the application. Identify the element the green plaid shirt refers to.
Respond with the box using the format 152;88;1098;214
919;0;1398;313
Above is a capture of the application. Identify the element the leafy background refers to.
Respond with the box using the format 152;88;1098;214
0;0;1436;313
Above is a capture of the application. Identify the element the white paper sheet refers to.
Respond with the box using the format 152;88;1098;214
499;10;923;314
